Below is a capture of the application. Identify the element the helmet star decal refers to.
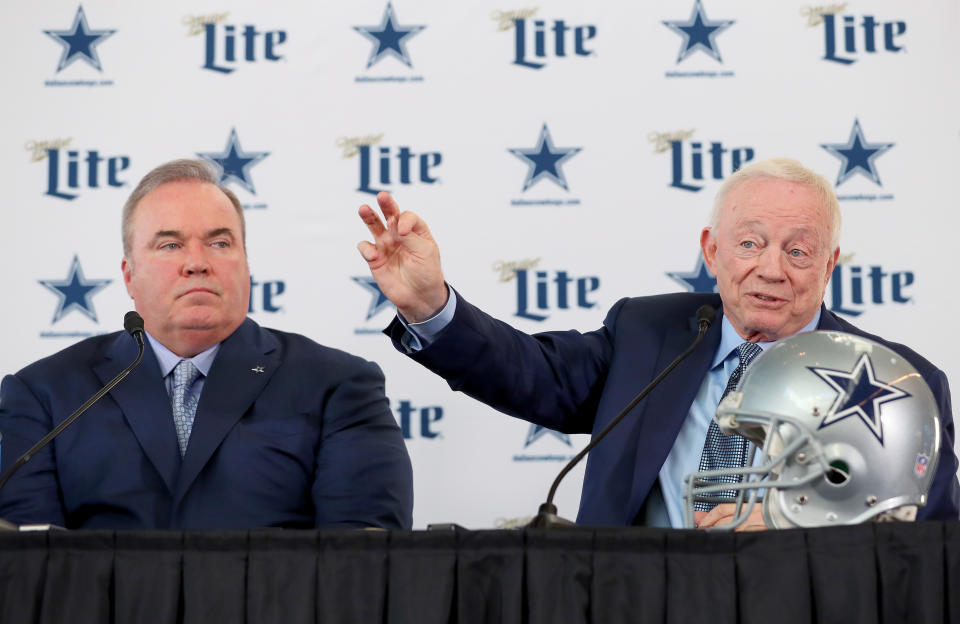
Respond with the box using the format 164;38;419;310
810;353;910;445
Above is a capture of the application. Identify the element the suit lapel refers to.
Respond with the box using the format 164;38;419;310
815;305;842;331
172;319;281;504
94;333;181;494
625;306;722;522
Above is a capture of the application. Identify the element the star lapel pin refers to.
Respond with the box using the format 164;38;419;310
251;365;265;374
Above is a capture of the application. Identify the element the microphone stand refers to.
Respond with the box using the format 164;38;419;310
0;312;145;528
528;306;715;528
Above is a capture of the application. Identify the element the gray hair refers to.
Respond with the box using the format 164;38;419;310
708;158;841;252
121;159;245;256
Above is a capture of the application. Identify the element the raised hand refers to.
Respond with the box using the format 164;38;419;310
357;191;449;323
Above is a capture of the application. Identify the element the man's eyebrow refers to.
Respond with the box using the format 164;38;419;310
735;220;819;238
149;228;236;243
150;229;183;241
205;227;235;240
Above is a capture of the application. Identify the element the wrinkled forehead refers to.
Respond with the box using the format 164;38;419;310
717;178;831;234
134;180;240;226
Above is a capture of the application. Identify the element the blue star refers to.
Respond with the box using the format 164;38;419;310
508;124;582;192
197;128;270;195
38;255;111;324
810;353;910;445
44;6;116;72
354;2;425;69
820;118;894;186
662;0;734;63
667;253;717;293
525;424;572;448
352;276;395;321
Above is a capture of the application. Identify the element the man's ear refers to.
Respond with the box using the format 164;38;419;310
700;228;717;272
824;247;840;284
121;257;134;298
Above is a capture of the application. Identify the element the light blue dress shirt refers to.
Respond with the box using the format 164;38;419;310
401;290;821;528
146;332;220;404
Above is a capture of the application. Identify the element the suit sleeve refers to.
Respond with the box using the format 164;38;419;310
311;359;413;529
385;291;620;434
0;374;66;526
918;368;960;520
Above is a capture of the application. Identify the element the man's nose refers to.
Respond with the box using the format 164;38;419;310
757;249;786;280
182;244;210;275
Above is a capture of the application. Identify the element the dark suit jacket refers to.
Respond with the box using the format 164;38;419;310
0;318;413;530
388;291;959;525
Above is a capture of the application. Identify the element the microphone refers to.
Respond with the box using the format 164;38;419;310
0;311;147;509
124;310;145;341
528;304;716;528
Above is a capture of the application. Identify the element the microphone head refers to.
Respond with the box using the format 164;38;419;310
695;305;716;327
123;311;145;336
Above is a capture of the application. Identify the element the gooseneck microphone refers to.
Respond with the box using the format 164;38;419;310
528;305;716;528
0;312;146;498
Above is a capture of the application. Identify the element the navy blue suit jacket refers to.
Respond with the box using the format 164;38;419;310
0;318;413;530
388;291;959;525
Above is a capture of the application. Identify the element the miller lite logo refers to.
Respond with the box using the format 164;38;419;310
651;130;755;192
33;142;131;201
394;399;444;440
496;10;597;70
495;259;600;323
338;133;442;195
248;276;286;314
801;6;906;65
827;256;914;318
186;13;287;74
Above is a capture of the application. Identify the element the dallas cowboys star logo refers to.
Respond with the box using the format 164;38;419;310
667;253;717;293
820;118;895;187
197;128;270;195
352;276;395;320
509;124;582;192
525;424;572;448
38;255;111;324
44;6;116;72
810;353;910;445
662;0;734;63
354;2;425;69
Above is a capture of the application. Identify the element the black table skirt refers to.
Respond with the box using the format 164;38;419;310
1;522;958;624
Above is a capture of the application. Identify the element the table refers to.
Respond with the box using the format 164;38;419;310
1;522;957;623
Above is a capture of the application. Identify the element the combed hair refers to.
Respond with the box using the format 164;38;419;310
121;159;244;256
708;158;841;251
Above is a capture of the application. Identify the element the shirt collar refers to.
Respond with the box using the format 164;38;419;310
146;331;221;378
712;308;822;369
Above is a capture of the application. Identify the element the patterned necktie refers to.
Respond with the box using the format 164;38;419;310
171;359;201;457
694;341;763;512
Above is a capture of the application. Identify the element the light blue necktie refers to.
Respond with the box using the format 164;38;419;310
694;341;763;512
171;360;201;457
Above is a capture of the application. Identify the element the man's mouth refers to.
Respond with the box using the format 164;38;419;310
751;293;784;303
180;287;217;297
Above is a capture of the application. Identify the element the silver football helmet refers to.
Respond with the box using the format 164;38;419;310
683;330;941;530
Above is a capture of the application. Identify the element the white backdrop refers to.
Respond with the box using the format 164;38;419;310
2;0;958;528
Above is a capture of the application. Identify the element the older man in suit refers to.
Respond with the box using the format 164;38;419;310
356;157;959;530
0;159;413;530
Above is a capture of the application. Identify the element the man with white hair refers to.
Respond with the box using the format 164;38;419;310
357;157;959;529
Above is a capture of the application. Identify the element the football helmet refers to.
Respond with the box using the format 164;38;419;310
683;330;941;530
